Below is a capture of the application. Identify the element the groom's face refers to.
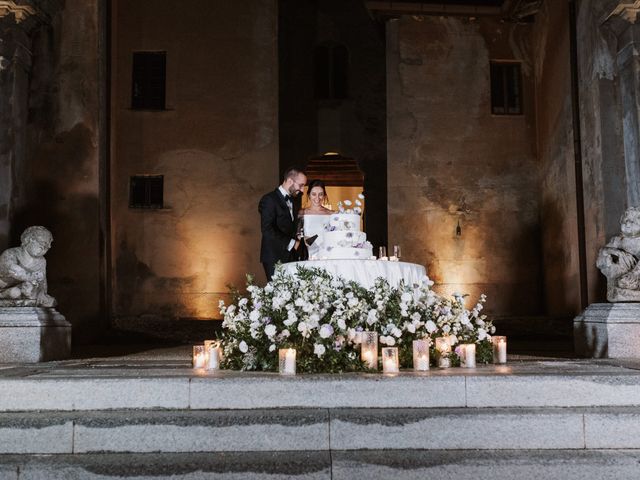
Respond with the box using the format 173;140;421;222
286;173;307;197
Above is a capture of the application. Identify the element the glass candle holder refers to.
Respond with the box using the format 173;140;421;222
393;245;402;259
458;343;476;368
382;347;399;373
436;336;452;368
412;339;430;371
204;340;221;370
278;348;296;375
378;246;387;259
361;331;378;370
492;336;507;364
192;345;206;368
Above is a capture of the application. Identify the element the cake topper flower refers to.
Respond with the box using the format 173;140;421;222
337;192;365;215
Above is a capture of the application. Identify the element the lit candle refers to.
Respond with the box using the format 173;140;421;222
436;336;451;368
412;339;430;371
192;345;206;368
459;343;476;368
492;336;507;364
279;348;296;375
204;340;221;370
382;347;399;373
361;331;378;370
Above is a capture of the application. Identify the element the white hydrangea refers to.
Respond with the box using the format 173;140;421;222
314;344;326;357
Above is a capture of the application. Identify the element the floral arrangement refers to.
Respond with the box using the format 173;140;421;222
218;265;495;373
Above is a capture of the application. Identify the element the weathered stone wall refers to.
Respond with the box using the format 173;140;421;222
531;1;580;315
575;0;624;305
12;0;104;343
387;16;540;315
111;0;278;325
533;0;625;315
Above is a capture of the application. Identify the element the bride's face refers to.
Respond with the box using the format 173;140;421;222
309;186;325;207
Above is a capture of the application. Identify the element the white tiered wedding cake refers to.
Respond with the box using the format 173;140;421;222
303;213;373;260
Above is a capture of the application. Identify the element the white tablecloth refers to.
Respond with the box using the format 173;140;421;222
281;259;427;289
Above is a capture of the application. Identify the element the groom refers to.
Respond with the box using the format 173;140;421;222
259;166;307;281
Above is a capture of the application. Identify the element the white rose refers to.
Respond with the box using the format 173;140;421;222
337;318;347;330
392;327;403;338
319;324;334;339
406;322;416;334
264;324;277;338
269;344;276;352
411;312;421;322
366;309;378;325
477;328;487;341
239;341;248;353
281;329;291;338
425;320;437;333
442;324;451;334
249;310;260;322
380;335;396;346
239;298;248;307
314;344;326;357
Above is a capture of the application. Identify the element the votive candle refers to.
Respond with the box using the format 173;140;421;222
492;336;507;364
382;347;399;373
361;331;378;370
436;336;451;368
279;348;296;375
204;340;222;370
412;339;430;371
192;345;206;368
459;343;476;368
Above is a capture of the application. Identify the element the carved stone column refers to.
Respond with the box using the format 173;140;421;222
603;1;640;207
0;1;57;250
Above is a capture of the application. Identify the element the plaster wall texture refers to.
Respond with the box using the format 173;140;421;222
12;0;103;343
386;16;540;315
111;0;278;322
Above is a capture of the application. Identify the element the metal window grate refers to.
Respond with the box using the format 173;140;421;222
490;62;522;115
129;175;164;209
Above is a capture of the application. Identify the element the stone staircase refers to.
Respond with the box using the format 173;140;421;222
1;357;640;478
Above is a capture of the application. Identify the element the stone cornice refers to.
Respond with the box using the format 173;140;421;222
0;1;36;23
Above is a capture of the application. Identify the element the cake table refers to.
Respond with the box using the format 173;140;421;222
281;259;427;289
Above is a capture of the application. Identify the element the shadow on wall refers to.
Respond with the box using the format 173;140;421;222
540;196;578;316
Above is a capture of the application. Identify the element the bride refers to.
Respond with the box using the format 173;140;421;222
296;180;333;259
300;179;333;217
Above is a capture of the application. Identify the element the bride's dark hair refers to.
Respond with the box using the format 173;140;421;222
306;179;329;205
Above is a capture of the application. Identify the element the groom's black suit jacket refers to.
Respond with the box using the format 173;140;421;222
259;189;298;265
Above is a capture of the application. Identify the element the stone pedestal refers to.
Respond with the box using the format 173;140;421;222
574;303;640;358
0;307;71;362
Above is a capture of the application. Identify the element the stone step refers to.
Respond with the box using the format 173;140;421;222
1;450;640;479
1;361;640;411
1;407;640;454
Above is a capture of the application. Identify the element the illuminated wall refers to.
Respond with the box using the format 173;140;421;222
111;0;278;325
387;16;541;314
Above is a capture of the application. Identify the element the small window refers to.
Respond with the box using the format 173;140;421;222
131;52;166;110
490;62;522;115
129;175;164;209
314;44;349;100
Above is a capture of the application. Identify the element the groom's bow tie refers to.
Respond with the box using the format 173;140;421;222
283;194;292;202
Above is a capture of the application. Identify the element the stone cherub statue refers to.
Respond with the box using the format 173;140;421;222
597;207;640;302
0;226;56;307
